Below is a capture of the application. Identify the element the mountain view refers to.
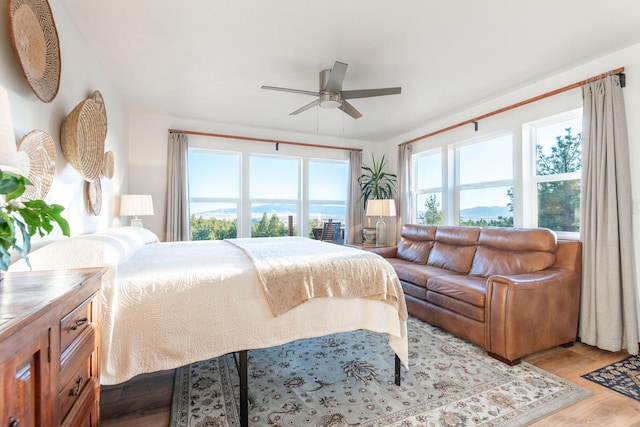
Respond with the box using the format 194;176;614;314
194;204;511;221
192;204;346;221
458;206;511;220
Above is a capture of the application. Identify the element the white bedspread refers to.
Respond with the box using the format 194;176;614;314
101;239;408;385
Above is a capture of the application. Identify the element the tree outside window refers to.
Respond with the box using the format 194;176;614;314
535;124;582;232
418;194;442;225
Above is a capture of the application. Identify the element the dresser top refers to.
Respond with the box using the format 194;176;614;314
0;268;105;338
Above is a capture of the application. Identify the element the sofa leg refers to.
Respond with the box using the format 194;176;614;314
561;342;575;348
487;352;521;366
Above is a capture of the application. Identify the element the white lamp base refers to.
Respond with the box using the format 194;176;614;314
130;217;144;228
375;216;387;246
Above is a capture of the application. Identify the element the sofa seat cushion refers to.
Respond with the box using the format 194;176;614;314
387;258;458;288
426;291;486;322
401;281;426;300
427;275;487;308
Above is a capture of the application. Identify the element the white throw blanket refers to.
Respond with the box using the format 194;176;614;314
227;237;407;319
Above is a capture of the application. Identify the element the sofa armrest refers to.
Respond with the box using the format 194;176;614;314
363;245;398;258
484;267;581;362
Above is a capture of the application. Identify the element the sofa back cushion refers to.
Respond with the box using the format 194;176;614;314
427;226;480;273
396;224;437;264
469;227;557;277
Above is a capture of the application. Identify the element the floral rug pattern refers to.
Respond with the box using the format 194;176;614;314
582;354;640;401
171;317;589;426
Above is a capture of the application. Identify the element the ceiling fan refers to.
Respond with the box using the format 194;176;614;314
261;61;401;119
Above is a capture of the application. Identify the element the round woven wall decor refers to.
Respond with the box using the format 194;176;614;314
16;129;56;200
8;0;61;103
101;150;114;179
86;178;102;216
91;90;107;130
60;98;106;182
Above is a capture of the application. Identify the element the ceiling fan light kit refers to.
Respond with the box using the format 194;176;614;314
262;61;401;119
319;92;341;109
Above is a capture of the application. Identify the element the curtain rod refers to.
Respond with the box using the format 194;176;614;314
168;129;363;152
401;66;625;146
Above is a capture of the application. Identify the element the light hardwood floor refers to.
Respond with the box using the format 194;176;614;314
100;342;640;426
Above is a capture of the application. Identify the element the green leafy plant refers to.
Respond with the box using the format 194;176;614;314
358;154;397;208
0;170;70;271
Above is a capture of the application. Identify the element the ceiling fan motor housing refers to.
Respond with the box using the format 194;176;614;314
319;69;342;108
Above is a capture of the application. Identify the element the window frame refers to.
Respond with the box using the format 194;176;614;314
412;148;443;225
187;148;242;239
454;131;514;227
308;158;349;238
525;108;582;238
186;140;350;240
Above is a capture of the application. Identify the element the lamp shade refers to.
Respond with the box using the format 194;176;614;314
0;85;20;172
120;194;154;216
366;199;396;217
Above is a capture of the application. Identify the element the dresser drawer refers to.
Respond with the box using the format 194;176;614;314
58;332;99;424
60;293;98;355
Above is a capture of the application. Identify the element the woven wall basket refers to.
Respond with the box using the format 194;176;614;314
61;98;106;182
8;0;61;103
17;129;56;200
101;150;114;179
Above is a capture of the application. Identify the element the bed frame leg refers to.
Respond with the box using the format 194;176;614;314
239;350;248;427
394;354;401;386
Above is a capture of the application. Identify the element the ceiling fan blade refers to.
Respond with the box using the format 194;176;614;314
324;61;348;92
261;85;320;97
341;87;402;99
290;99;321;115
339;100;363;119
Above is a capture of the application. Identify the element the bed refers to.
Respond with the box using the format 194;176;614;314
9;227;409;422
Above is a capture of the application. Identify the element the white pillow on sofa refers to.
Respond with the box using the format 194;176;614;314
8;226;159;272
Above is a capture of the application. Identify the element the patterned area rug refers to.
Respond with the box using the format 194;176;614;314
170;317;589;426
582;354;640;401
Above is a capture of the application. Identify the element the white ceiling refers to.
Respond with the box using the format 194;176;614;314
60;0;640;143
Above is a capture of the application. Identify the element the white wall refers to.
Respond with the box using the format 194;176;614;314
127;113;375;241
0;0;129;244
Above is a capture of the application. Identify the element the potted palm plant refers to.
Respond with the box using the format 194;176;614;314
0;170;70;274
358;154;396;244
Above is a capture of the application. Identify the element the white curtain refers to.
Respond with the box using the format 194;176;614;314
346;150;364;244
396;144;412;237
579;74;639;354
165;132;189;242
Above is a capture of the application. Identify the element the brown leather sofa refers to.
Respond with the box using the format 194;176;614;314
368;224;582;364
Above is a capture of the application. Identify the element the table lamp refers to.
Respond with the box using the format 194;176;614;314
365;199;396;246
120;194;154;227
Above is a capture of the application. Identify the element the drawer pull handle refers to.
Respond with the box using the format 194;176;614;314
70;377;84;396
68;317;89;333
8;417;20;427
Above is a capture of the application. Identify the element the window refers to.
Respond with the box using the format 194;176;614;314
308;159;348;238
250;155;300;237
188;149;240;240
456;133;513;227
413;149;443;225
529;111;582;232
187;142;350;240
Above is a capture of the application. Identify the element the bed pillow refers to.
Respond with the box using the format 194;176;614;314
8;226;159;272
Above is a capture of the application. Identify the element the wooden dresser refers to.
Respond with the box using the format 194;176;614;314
0;268;104;427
